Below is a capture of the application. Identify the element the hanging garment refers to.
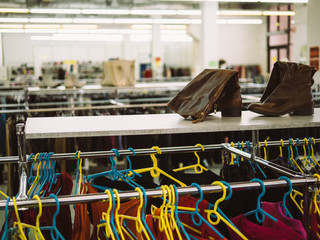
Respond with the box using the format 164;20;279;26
261;202;306;239
309;201;320;240
228;214;305;240
178;195;227;240
14;172;73;240
86;183;144;240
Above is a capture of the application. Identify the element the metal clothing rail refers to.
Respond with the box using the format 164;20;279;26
0;103;168;114
0;177;316;210
1;138;319;164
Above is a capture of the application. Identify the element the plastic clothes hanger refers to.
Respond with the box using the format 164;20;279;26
13;195;45;240
206;181;248;240
87;148;142;183
176;183;226;239
312;174;320;217
289;189;304;215
37;152;54;196
118;187;152;240
170;184;191;240
97;189;116;240
151;185;172;240
28;153;45;198
309;137;320;167
27;153;36;186
246;141;267;179
74;151;85;196
1;197;11;240
288;139;304;174
173;143;208;173
278;176;293;218
302;138;314;167
112;189;126;240
39;194;65;240
133;146;187;187
244;178;278;223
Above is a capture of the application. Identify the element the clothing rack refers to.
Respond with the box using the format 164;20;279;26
0;177;316;210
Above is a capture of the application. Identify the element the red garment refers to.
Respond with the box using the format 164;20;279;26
86;183;144;240
229;214;305;240
72;200;91;240
178;195;227;240
14;172;73;240
262;202;306;240
309;201;320;240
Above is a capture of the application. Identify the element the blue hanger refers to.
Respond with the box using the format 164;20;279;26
244;178;278;223
278;176;293;218
38;152;54;196
245;141;267;179
124;148;142;180
103;188;120;240
139;186;156;240
171;184;191;240
1;197;11;240
39;194;65;239
74;151;81;196
27;153;35;187
287;139;297;170
177;183;225;239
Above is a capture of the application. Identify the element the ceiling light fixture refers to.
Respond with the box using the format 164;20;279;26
24;24;61;29
0;29;24;33
130;9;176;15
61;24;98;29
130;24;152;30
218;10;295;16
0;8;29;13
0;18;29;23
82;9;130;15
25;29;57;33
217;19;263;24
72;18;114;24
29;18;73;23
114;18;153;24
177;10;201;15
0;24;24;29
30;8;81;14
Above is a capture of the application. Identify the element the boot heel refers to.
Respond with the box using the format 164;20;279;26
291;105;314;116
221;107;242;117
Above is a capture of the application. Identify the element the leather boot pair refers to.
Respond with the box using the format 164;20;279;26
248;61;317;116
168;69;242;123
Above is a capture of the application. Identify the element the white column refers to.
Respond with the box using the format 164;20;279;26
200;1;219;69
307;0;320;83
122;34;131;60
152;22;163;78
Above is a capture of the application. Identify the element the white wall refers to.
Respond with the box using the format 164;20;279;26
307;0;320;83
217;20;267;75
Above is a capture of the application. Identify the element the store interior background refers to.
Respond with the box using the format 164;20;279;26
0;0;319;84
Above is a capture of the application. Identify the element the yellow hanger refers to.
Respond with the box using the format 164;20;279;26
302;138;314;167
76;151;85;195
173;144;208;173
134;146;187;187
263;140;268;161
206;181;248;240
310;138;320;167
288;139;304;174
279;139;284;158
118;187;151;240
313;174;320;217
13;195;45;240
0;190;10;199
240;141;245;161
289;189;304;214
112;189;125;240
229;142;235;165
27;153;41;196
13;197;27;240
97;189;116;240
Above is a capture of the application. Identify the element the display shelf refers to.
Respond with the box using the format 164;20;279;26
25;108;320;139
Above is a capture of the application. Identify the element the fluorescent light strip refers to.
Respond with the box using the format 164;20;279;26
114;18;153;24
263;11;295;16
72;18;114;24
61;24;98;29
0;29;24;33
0;18;29;23
30;18;73;23
217;19;263;24
177;10;201;15
24;24;61;29
82;9;130;15
218;10;295;16
25;29;57;33
130;9;176;15
0;24;24;29
0;8;29;13
153;19;192;24
30;8;81;14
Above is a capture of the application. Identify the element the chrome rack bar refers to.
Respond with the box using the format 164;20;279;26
1;138;319;163
16;123;28;200
0;177;316;209
222;143;305;178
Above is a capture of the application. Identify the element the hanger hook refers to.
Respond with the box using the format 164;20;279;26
190;183;203;227
250;178;266;222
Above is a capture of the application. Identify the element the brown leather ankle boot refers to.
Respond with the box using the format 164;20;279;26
248;61;316;116
167;69;242;123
